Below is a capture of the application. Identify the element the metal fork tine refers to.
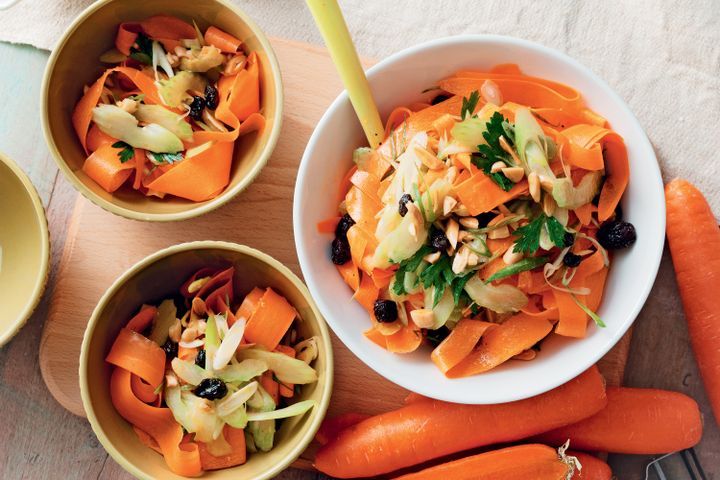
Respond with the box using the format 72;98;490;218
683;448;708;480
680;450;698;480
652;460;668;480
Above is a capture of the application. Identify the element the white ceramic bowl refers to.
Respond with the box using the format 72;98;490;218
294;35;664;404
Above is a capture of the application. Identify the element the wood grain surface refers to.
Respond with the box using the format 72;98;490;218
0;39;717;480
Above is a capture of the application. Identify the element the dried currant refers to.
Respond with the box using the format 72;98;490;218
373;300;398;323
429;226;450;252
189;96;206;121
194;378;228;400
195;349;206;368
398;193;413;217
204;84;219;110
335;214;355;239
330;237;351;265
563;252;583;268
597;220;637;250
161;339;178;360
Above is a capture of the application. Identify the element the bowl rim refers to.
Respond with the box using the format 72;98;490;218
294;33;665;404
79;240;334;480
40;0;284;222
0;151;50;347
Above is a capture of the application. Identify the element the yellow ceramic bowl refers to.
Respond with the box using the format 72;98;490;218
0;152;49;346
80;241;333;479
42;0;283;221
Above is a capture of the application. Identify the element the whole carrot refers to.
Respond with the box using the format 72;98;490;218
314;367;607;478
571;452;611;480
535;386;702;454
665;178;720;426
392;444;576;480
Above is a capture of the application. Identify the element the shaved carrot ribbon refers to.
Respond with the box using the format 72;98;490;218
244;288;297;350
106;328;165;389
111;369;203;477
205;26;242;54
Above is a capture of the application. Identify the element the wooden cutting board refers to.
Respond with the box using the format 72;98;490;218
40;37;632;470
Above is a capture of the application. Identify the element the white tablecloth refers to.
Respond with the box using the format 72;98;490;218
1;0;718;210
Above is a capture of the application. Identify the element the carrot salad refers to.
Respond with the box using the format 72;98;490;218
72;15;263;201
105;267;320;476
322;65;637;377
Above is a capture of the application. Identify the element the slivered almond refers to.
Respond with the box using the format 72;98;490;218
490;161;506;173
503;246;524;265
414;146;444;170
191;297;206;315
501;167;525;183
499;136;521;165
542;192;557;216
468;252;479;267
410;309;435;329
188;276;211;294
446;219;460;249
443;196;458;216
514;349;537;361
488;226;510;240
452;245;470;274
528;172;541;202
459;217;479;229
424;251;441;264
445;166;457;183
454;203;470;216
168;319;182;343
458;230;469;242
181;327;198;343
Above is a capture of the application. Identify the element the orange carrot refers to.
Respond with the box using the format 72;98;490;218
535;386;702;454
204;26;242;53
431;319;495;374
274;345;297;397
570;452;611;480
314;366;607;478
665;178;720;426
352;272;379;313
385;323;423;353
336;262;360;292
235;287;264;321
447;314;552;377
106;328;165;389
197;426;247;470
244;288;296;351
393;444;574;480
111;368;202;476
125;305;157;333
82;143;136;193
86;124;116;153
316;413;371;446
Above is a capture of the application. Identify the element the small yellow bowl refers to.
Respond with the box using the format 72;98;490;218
0;152;49;346
41;0;283;222
80;241;333;479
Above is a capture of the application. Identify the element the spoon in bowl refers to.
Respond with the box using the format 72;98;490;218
306;0;384;148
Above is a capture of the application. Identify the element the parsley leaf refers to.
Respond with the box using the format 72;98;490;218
129;33;153;65
392;245;432;296
460;90;480;120
485;256;549;283
148;151;184;164
112;141;135;163
513;214;569;255
471;112;515;192
545;215;568;248
452;271;475;305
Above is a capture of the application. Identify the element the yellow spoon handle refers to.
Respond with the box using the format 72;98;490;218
306;0;384;148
